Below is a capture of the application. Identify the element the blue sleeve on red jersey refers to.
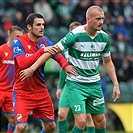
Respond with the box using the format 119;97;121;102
12;38;25;58
37;36;54;49
44;36;60;58
44;36;54;47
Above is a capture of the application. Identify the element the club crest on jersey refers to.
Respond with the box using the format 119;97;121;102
40;44;45;48
5;52;8;57
90;44;95;50
17;114;22;121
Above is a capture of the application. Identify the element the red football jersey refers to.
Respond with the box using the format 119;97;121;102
12;34;48;93
0;43;15;92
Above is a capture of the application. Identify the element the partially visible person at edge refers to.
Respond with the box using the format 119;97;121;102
56;21;95;133
0;26;23;133
12;13;78;133
19;6;120;133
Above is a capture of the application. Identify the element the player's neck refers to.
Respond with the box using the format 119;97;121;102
28;33;39;42
7;41;12;49
84;25;97;38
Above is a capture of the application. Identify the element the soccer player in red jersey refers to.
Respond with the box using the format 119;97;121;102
12;13;77;133
0;26;23;133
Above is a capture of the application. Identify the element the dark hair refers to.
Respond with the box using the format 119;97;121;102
8;25;23;35
25;13;44;26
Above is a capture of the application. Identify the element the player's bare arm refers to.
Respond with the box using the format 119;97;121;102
102;56;120;102
44;46;59;55
53;44;62;53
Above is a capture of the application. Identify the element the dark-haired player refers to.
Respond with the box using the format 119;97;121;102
12;13;77;133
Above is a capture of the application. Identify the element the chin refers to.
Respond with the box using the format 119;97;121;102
97;28;102;31
39;34;43;37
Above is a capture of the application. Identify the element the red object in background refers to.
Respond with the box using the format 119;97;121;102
3;22;13;32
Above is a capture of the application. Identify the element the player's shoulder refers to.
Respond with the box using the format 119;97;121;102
0;43;7;49
98;30;110;43
18;33;27;39
0;44;8;55
71;25;85;34
98;30;109;37
14;34;28;43
40;36;54;46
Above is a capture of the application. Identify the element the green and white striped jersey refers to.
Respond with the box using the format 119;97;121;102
57;25;110;83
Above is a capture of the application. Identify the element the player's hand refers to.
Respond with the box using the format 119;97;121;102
44;46;58;55
65;65;78;77
56;89;62;99
19;67;34;81
112;84;120;102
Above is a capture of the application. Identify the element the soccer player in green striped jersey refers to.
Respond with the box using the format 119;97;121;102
19;6;120;133
53;6;120;133
56;21;95;133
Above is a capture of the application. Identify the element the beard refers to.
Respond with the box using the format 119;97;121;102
31;31;43;39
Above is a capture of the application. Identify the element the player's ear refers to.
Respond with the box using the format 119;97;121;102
27;24;31;31
86;17;91;22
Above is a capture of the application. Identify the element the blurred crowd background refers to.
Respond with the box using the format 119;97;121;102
0;0;133;132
